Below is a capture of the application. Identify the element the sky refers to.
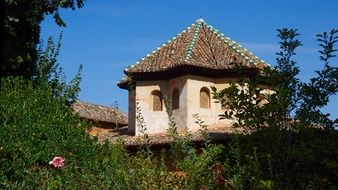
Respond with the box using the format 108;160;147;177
41;0;338;119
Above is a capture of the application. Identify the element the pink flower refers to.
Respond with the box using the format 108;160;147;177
49;156;65;168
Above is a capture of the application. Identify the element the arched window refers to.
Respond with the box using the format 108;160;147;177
200;87;210;109
172;87;180;110
151;90;163;111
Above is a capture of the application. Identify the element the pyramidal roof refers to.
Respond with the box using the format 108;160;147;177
123;19;267;75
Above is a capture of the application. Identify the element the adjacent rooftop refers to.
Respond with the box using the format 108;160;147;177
72;101;128;126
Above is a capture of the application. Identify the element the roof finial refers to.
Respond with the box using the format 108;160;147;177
197;16;204;23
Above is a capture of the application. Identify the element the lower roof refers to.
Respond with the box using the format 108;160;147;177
72;101;128;125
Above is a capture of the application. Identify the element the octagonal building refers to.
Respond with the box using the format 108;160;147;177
117;19;267;135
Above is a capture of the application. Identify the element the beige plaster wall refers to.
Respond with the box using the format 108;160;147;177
168;76;188;131
130;75;260;135
186;76;234;131
134;80;169;135
132;77;189;135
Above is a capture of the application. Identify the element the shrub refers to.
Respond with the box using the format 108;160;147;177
0;77;213;189
0;77;130;189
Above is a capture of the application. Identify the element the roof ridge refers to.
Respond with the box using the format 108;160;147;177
74;100;122;112
204;23;267;65
184;19;203;62
120;19;270;78
125;21;198;73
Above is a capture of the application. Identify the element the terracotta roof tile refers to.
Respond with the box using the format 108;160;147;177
123;19;267;75
97;125;238;147
72;101;128;125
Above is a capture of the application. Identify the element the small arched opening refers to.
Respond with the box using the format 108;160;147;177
151;90;163;111
200;87;210;109
172;87;180;110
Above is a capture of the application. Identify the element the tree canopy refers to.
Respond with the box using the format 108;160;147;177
211;28;338;189
212;29;338;131
2;0;84;79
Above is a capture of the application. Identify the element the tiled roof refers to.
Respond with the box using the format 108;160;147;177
123;18;267;75
72;101;128;125
96;125;237;147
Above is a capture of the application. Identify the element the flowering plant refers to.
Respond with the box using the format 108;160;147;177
49;156;65;168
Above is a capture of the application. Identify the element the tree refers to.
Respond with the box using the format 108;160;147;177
212;28;338;132
2;0;84;79
35;33;82;105
296;30;338;128
212;29;338;189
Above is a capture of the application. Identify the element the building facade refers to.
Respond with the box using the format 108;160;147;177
118;19;267;135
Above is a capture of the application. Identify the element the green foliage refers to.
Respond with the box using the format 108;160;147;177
0;77;228;189
211;73;267;133
297;29;338;128
3;2;338;187
213;29;338;132
0;78;162;189
0;77;93;188
212;29;338;189
2;0;84;79
232;128;338;189
222;141;261;189
166;112;224;189
35;34;83;105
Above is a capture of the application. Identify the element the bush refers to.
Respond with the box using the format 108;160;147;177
0;77;224;189
2;36;336;189
0;78;138;189
227;128;338;189
211;28;338;189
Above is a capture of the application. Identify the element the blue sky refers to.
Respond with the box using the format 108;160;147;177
41;0;338;119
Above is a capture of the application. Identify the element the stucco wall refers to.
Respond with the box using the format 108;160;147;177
132;77;189;135
186;75;234;131
134;80;169;135
168;76;188;131
130;75;240;135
